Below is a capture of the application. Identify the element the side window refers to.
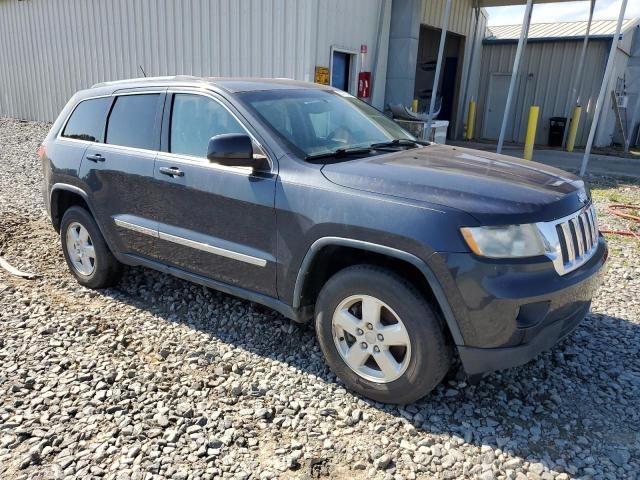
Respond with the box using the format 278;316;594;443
170;94;246;158
62;97;111;142
106;94;159;150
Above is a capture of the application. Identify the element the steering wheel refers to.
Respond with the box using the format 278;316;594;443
327;126;352;145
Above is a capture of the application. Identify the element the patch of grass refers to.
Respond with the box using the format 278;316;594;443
590;185;640;205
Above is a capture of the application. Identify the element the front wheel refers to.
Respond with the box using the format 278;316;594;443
60;206;122;289
314;265;451;404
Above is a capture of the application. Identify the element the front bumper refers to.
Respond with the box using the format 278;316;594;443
436;235;608;375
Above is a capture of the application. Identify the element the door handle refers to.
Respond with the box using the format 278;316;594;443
159;166;184;177
86;153;105;162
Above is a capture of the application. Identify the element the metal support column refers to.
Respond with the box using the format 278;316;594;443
580;0;628;176
460;0;481;139
561;0;595;149
496;0;534;154
426;0;453;132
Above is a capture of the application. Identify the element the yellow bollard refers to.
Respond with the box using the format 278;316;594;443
566;106;582;152
465;100;476;140
523;106;540;160
411;98;418;113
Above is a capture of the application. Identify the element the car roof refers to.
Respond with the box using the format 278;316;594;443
89;76;334;94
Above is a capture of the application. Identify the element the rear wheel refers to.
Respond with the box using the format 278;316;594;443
314;265;451;404
60;206;122;289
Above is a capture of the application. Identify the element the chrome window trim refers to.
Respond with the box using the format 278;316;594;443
536;204;599;276
57;93;112;143
56;88;275;175
113;217;267;268
164;87;274;174
56;91;167;145
90;142;159;157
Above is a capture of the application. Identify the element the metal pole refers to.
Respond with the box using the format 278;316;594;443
580;0;628;176
426;0;452;132
496;0;534;154
460;0;481;138
561;0;595;149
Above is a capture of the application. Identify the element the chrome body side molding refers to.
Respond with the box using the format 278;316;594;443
112;215;268;267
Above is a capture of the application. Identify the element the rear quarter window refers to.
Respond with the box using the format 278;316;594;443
61;97;111;142
106;94;160;150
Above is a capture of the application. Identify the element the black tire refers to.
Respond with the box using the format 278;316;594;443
314;265;451;404
60;206;122;289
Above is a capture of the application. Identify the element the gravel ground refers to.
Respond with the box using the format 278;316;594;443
0;118;638;480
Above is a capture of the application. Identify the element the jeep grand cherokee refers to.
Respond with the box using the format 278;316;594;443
41;77;607;404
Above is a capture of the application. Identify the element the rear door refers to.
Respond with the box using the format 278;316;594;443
153;89;278;297
79;90;165;259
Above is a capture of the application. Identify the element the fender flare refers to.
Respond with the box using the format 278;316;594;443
49;183;94;227
49;183;118;254
292;237;465;345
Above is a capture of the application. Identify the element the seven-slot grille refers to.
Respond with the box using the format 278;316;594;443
552;204;598;274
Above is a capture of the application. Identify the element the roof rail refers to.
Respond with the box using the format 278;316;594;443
91;75;202;88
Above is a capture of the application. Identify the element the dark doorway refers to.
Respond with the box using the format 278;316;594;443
331;51;352;93
439;57;458;123
414;26;464;138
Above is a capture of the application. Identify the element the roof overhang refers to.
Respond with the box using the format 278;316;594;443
480;0;578;6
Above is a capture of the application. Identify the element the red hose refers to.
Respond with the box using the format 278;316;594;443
599;203;640;240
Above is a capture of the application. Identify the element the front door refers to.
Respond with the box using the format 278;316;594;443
331;51;352;93
153;91;278;297
79;91;165;260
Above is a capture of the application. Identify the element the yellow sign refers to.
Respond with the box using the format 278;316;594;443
315;66;330;85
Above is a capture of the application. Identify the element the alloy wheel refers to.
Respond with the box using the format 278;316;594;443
65;221;96;276
331;294;411;383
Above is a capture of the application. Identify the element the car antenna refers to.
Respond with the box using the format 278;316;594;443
139;65;147;78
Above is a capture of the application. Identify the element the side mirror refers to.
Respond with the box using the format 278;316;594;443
207;133;255;168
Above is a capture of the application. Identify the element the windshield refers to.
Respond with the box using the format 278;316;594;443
237;89;415;158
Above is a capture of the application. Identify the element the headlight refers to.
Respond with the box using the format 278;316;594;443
460;224;546;258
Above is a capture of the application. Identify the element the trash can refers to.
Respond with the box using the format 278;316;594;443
549;117;567;146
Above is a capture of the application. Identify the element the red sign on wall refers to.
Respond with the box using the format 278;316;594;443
358;71;371;98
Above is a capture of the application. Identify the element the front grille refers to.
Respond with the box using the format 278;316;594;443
540;204;599;275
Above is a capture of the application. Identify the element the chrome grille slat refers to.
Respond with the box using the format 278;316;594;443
571;217;584;257
537;204;599;276
560;222;575;263
580;213;592;251
588;207;598;244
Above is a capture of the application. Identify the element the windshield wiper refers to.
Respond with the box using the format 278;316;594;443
369;138;427;149
305;146;373;162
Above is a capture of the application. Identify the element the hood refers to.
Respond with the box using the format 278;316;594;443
321;144;589;224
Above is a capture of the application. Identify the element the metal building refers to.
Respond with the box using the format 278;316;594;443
1;0;631;155
0;0;486;136
476;18;640;147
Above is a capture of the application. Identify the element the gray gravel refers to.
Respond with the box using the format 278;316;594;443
1;118;639;479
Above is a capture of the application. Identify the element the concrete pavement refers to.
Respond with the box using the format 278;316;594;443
450;141;640;180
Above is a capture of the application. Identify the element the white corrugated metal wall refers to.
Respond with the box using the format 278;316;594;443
476;39;611;147
0;0;387;123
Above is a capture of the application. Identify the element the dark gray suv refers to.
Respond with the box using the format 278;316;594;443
41;77;607;404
